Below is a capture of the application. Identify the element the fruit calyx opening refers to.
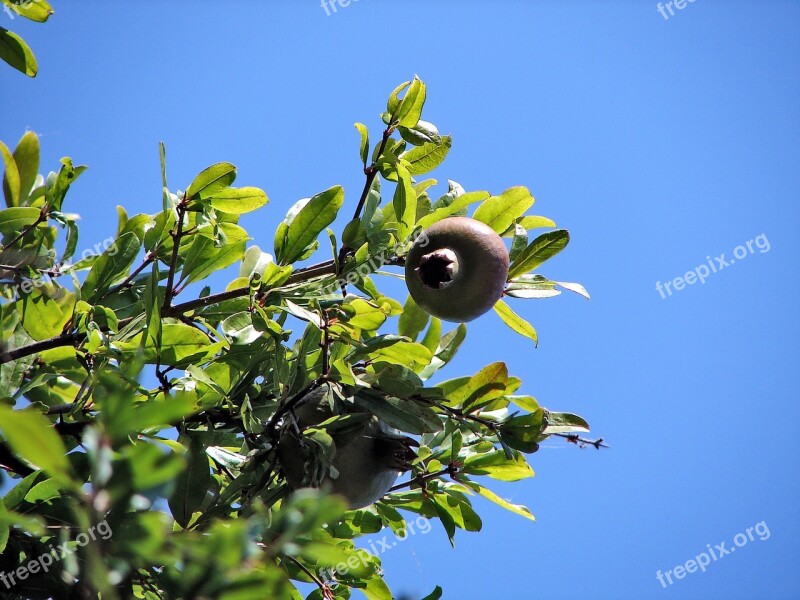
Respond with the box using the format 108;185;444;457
415;249;460;289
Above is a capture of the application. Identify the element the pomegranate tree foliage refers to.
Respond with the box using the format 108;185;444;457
0;0;54;77
0;78;592;599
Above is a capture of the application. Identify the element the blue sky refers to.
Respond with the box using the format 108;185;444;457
2;1;799;599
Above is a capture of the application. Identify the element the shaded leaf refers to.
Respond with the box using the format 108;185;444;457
0;405;74;488
0;26;37;77
354;122;369;167
508;229;570;279
0;140;20;208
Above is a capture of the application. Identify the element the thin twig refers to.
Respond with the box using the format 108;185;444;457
162;200;187;311
285;556;332;599
0;208;48;254
552;432;609;449
388;466;456;493
101;251;155;298
320;309;331;378
264;378;326;440
0;259;339;365
350;120;395;222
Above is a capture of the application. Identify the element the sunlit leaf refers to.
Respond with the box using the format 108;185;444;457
493;300;538;346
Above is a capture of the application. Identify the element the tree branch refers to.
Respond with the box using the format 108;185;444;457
162;201;187;311
350;123;394;222
388;465;458;493
0;207;48;255
101;251;155;299
0;259;339;365
552;433;608;449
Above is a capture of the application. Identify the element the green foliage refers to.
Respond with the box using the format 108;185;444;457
0;80;597;599
0;0;54;77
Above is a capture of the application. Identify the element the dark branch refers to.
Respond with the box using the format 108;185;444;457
552;432;609;449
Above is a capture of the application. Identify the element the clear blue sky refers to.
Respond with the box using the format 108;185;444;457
2;1;799;599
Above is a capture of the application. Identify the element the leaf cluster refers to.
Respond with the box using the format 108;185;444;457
0;78;594;599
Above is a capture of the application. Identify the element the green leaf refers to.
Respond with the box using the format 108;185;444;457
0;206;38;234
0;140;20;207
392;162;417;241
180;223;249;285
361;341;432;370
116;323;218;367
345;298;390;331
398;294;429;342
500;410;545;453
395;76;426;128
283;300;323;327
186;162;237;200
473;187;534;235
420;586;444;600
0;26;38;77
277;186;344;265
458;362;509;411
419;316;442;354
419;323;467;380
46;157;87;212
401;136;452;176
81;231;141;300
463;450;534;482
353;391;442;435
386;80;411;115
0;327;36;402
493;300;538;346
472;482;535;522
373;362;424;398
354;122;369;167
504;274;560;299
554;280;591;300
416;190;489;230
0;502;8;553
361;574;393;600
509;224;528;263
63;219;79;262
207;186;268;214
169;436;211;528
398;120;441;146
104;393;198;441
0;406;74;488
517;215;556;231
159;141;169;213
507;394;540;412
508;229;570;279
18;288;67;341
543;412;590;434
2;0;53;22
143;261;161;356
